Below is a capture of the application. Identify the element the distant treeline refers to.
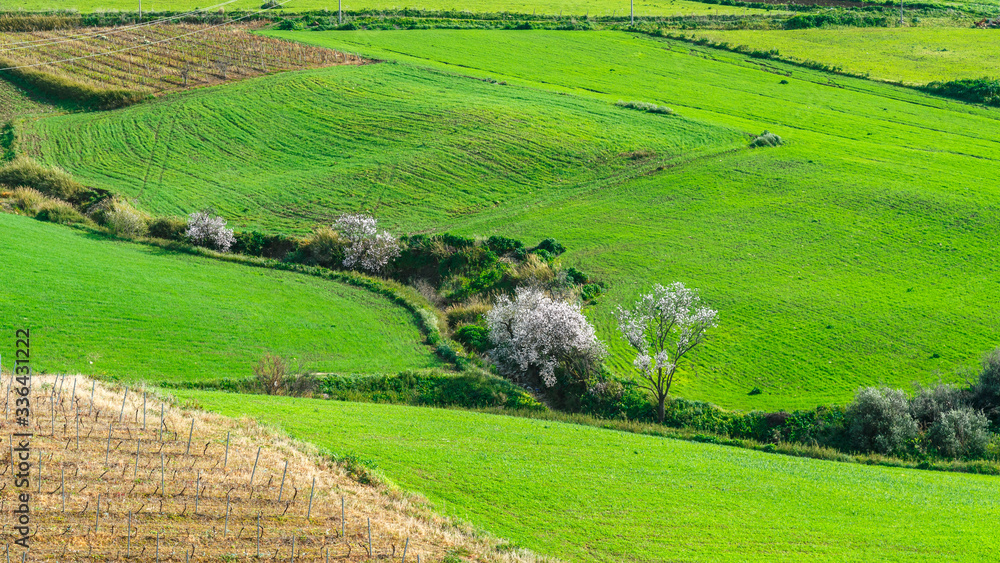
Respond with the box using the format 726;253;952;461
922;78;1000;107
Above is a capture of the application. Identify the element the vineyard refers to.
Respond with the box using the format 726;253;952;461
0;23;363;94
1;375;526;561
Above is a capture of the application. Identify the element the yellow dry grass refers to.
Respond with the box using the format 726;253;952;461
0;23;365;94
0;375;556;562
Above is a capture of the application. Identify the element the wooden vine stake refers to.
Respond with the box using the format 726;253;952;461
250;447;261;486
118;386;128;422
278;460;288;502
306;476;315;520
186;419;194;456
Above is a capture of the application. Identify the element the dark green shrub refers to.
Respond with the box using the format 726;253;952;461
232;231;300;259
441;233;476;249
565;267;588;285
749;130;783;148
531;248;554;262
580;282;605;302
148;216;188;241
972;347;1000;425
927;407;991;459
0;157;84;200
847;387;919;455
485;235;524;255
454;325;490;353
534;238;566;256
909;383;966;429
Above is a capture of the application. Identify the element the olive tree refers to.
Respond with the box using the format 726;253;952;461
847;386;919;455
334;213;400;274
486;287;606;393
616;282;718;423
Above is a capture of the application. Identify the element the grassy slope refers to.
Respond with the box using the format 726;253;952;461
267;30;1000;410
26;30;1000;410
690;27;1000;85
0;79;52;123
0;213;439;380
21;63;742;234
176;389;1000;562
2;0;776;16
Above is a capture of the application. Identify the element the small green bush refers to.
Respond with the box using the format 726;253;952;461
454;325;490;353
615;100;674;115
148;216;188;241
534;238;566;256
36;199;87;225
91;198;148;237
303;226;347;268
749;130;783;148
7;187;47;214
445;299;491;329
485;235;524;255
0;157;84;200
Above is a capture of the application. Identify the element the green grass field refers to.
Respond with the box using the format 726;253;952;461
22;30;1000;410
2;0;776;16
19;63;741;234
250;30;1000;411
174;389;1000;562
0;213;439;381
690;27;1000;85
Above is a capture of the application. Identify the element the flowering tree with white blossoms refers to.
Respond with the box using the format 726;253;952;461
333;213;400;274
486;287;606;392
186;210;235;252
616;282;718;423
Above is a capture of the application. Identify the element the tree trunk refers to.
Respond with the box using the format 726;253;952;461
657;395;666;423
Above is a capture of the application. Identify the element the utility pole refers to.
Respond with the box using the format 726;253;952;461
899;0;904;25
339;0;342;24
139;0;142;22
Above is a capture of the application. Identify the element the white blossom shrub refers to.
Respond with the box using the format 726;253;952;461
333;213;400;273
616;282;717;422
186;210;235;252
486;287;606;390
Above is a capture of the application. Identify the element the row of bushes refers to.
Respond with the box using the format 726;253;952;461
577;351;1000;461
164;367;544;411
922;78;1000;107
783;12;894;29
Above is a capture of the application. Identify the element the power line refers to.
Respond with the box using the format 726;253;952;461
0;0;238;53
0;0;292;72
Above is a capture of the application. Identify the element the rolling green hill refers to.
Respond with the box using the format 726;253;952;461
240;30;1000;410
2;0;775;17
689;27;1000;85
0;213;440;381
22;30;1000;409
19;62;742;235
175;389;1000;562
